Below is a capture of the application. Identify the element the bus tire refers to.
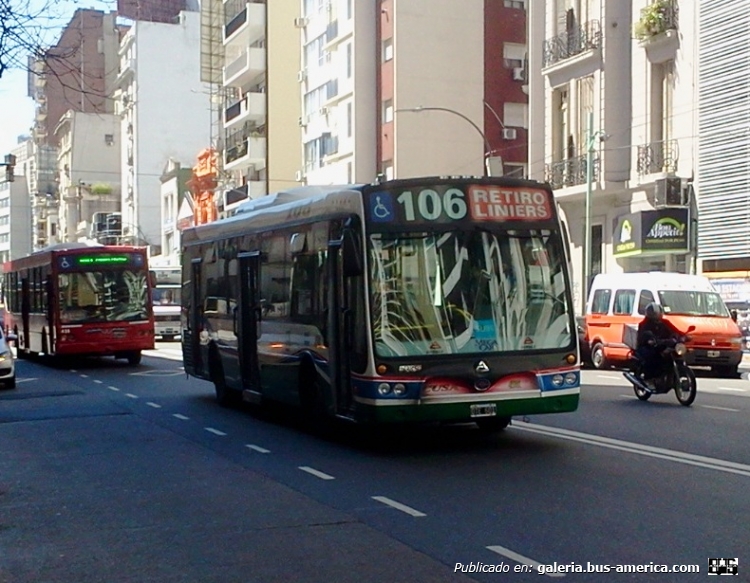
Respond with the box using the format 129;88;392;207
126;351;142;366
210;349;236;407
298;357;322;417
475;416;511;433
41;330;48;356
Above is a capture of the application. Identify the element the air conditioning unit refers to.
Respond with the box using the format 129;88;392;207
294;170;304;182
298;116;306;127
654;177;685;206
319;106;329;115
502;128;517;140
296;69;307;82
293;17;308;28
512;67;525;81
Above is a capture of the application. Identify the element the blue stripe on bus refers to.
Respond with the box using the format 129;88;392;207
537;370;580;391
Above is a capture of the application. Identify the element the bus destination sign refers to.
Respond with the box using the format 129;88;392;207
57;254;144;271
365;184;552;227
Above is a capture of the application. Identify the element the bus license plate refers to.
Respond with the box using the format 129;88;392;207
470;403;497;418
707;350;720;358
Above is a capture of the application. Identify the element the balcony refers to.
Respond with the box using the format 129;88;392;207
544;153;601;190
224;91;266;129
114;58;135;88
637;139;678;176
223;47;266;88
223;1;266;48
225;135;266;169
224;181;265;208
635;0;679;63
542;20;602;87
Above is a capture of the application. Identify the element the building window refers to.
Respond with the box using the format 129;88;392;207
346;102;352;137
503;42;525;69
382;38;393;62
383;99;393;123
503;102;527;129
504;0;525;8
346;43;352;78
504;163;526;178
590;224;603;278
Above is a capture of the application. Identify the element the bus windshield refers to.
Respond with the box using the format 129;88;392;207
59;270;149;323
152;287;181;306
658;290;730;317
369;228;572;357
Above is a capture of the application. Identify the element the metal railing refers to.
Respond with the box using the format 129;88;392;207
543;20;602;68
637;139;678;175
544;154;600;189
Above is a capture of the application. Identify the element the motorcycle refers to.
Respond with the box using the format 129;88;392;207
622;325;697;407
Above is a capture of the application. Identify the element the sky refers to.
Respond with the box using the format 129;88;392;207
0;0;116;155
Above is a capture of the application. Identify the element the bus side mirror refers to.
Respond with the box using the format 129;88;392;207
342;229;363;277
731;309;738;322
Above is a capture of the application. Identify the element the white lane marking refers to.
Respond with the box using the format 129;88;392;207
487;545;565;578
173;413;190;420
93;379;103;384
146;402;162;409
699;404;740;412
125;393;139;399
107;386;120;392
16;378;38;384
371;496;426;517
298;466;335;480
70;369;77;373
513;424;750;478
79;374;89;378
246;444;270;454
714;387;746;392
205;427;226;436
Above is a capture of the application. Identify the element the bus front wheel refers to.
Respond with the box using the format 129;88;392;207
475;416;511;433
126;351;142;366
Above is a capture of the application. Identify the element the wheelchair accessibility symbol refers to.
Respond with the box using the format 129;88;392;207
369;192;393;222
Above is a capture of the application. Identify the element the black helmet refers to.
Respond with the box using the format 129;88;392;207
645;302;664;321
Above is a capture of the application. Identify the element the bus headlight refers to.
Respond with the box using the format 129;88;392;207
377;383;392;395
551;374;564;387
393;383;407;396
564;372;578;385
674;343;687;357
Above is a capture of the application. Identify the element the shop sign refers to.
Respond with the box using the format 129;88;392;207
613;207;689;257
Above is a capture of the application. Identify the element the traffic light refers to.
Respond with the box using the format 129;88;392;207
3;154;16;183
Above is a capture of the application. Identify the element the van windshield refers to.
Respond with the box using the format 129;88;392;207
658;290;730;317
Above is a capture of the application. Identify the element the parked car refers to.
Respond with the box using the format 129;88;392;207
576;315;591;366
0;327;15;389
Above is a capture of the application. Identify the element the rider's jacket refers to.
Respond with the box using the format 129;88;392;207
636;317;682;349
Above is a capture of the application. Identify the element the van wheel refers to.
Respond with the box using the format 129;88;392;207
591;343;608;369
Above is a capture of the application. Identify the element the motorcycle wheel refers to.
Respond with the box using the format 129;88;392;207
633;384;651;401
675;366;697;407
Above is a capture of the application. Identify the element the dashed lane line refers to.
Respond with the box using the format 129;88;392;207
204;427;227;436
371;496;426;517
487;545;565;578
246;444;270;453
298;466;335;480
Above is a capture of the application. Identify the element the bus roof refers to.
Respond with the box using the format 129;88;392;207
590;272;717;292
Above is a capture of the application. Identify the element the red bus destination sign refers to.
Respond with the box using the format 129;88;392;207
57;253;145;271
365;184;553;227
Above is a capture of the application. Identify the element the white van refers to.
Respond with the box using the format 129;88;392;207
585;272;743;377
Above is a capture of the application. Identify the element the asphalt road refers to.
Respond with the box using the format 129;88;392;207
1;343;747;582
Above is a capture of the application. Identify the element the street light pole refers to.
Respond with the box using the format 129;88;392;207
395;106;491;176
583;112;605;314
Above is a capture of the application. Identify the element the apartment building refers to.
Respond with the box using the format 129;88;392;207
528;0;697;312
113;9;211;252
198;0;301;215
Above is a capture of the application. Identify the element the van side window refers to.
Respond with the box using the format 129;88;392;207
613;289;636;315
591;289;611;314
637;290;655;314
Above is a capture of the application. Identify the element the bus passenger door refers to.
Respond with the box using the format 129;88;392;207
45;279;55;354
237;251;261;399
186;259;203;373
21;277;30;352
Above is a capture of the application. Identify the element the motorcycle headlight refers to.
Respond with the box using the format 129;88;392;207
674;342;687;357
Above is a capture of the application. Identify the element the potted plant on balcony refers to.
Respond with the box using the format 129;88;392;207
633;0;675;41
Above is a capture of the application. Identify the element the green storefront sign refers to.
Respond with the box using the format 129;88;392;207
613;208;689;257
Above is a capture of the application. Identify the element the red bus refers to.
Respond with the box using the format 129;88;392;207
2;242;155;365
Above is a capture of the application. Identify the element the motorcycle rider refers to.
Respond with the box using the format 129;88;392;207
636;302;683;390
